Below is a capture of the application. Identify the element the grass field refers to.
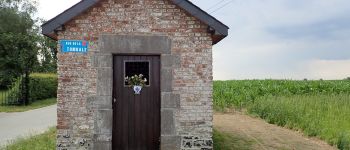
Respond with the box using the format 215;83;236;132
0;98;56;112
1;127;56;150
214;80;350;110
249;94;350;149
214;80;350;149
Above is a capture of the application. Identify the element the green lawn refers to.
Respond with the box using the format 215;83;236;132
0;98;56;112
1;127;56;150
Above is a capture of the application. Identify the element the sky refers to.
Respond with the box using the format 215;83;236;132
37;0;350;80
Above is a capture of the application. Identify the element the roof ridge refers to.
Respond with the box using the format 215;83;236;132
42;0;229;44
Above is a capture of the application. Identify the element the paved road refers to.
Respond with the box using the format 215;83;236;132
0;105;57;146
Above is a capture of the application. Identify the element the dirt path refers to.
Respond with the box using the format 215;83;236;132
214;112;336;150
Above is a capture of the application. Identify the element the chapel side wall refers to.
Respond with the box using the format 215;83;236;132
56;0;213;149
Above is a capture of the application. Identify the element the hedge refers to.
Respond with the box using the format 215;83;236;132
29;73;57;102
3;73;57;105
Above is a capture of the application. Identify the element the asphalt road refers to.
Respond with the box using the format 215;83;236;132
0;105;57;146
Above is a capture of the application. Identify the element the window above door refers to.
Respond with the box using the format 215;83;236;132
124;61;150;86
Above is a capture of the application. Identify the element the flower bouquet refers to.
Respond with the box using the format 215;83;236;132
125;74;147;94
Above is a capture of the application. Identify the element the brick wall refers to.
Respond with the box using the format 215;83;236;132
56;0;213;149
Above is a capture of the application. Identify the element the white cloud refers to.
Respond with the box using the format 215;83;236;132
37;0;350;80
303;59;350;80
200;0;350;80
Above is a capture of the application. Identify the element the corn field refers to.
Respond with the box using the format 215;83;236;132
213;80;350;150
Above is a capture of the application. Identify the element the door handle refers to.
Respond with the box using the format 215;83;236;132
113;98;117;104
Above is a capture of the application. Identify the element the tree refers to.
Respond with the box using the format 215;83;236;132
0;0;37;33
34;35;57;73
0;0;39;89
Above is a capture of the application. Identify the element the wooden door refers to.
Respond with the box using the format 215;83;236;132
113;55;160;150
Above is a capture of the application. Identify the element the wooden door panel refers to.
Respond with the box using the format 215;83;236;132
113;55;160;150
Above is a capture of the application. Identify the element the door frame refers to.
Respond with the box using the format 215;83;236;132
112;54;161;149
92;35;181;149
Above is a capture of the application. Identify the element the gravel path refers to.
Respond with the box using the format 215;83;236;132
214;112;336;150
0;105;56;146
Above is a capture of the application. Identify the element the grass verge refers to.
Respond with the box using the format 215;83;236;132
213;128;254;150
0;98;56;112
1;127;56;150
2;128;248;150
248;94;350;150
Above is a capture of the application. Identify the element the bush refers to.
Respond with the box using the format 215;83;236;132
2;77;23;105
0;70;18;89
3;73;57;105
29;73;57;102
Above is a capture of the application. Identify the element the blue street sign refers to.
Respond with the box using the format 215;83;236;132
60;40;89;53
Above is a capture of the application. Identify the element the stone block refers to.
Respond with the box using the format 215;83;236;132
97;68;112;80
93;134;112;142
161;69;172;92
92;54;112;68
161;136;181;150
96;96;112;109
95;110;113;134
161;93;180;108
161;109;175;135
161;54;181;68
100;35;171;54
93;142;112;150
97;68;113;96
88;96;112;109
97;80;112;96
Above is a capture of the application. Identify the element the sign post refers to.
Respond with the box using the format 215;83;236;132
60;40;89;53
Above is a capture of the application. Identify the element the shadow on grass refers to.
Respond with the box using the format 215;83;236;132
214;128;255;150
